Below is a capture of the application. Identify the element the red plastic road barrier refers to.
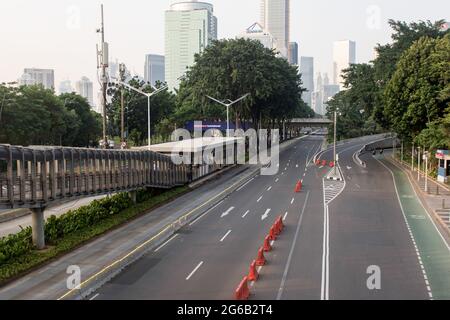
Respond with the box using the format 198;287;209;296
263;236;272;252
268;225;277;241
248;260;259;281
234;276;250;300
329;161;335;168
315;160;321;166
322;160;327;166
295;181;303;193
256;247;266;266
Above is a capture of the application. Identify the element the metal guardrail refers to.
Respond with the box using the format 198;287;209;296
0;144;229;209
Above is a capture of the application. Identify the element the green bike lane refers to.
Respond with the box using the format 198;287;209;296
377;156;450;300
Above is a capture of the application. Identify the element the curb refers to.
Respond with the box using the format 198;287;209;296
0;208;30;223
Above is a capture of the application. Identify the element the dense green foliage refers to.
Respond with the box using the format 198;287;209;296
327;20;449;150
175;39;314;129
0;186;188;283
0;85;102;147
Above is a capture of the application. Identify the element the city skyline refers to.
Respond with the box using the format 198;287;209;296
0;0;448;95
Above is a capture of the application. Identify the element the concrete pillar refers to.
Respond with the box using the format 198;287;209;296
31;207;45;250
128;190;137;204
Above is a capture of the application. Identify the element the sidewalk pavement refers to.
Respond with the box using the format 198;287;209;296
0;136;305;300
389;156;450;232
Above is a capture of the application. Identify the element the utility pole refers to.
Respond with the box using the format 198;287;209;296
412;143;414;171
119;63;126;149
97;4;109;149
424;151;429;193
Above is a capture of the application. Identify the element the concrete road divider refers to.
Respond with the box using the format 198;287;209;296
248;260;259;282
263;235;272;252
256;247;266;266
234;276;250;300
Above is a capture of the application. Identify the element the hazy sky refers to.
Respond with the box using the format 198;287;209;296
0;0;448;99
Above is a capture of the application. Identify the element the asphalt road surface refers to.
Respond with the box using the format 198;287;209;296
88;135;450;300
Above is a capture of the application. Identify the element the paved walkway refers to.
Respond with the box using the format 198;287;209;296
379;155;450;300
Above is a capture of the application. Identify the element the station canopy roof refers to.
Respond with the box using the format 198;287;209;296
133;137;243;154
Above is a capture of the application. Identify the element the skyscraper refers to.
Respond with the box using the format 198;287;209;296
58;80;73;94
240;22;275;50
165;0;218;91
144;54;165;86
20;68;55;89
299;57;314;108
260;0;290;58
333;40;356;89
76;77;94;107
288;42;298;65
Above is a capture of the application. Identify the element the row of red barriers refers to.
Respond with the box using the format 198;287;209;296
234;216;285;300
315;159;335;167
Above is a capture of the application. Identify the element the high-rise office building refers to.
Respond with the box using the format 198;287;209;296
260;0;290;58
58;80;73;94
240;22;275;50
20;68;55;89
144;54;165;86
299;57;314;108
323;84;340;104
76;77;94;107
165;0;218;91
333;40;356;89
288;42;298;65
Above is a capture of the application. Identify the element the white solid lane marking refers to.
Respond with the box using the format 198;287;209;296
154;234;179;252
257;196;263;202
220;230;232;242
189;200;225;226
242;210;250;218
221;206;235;218
283;211;288;221
186;261;204;280
236;178;255;192
262;208;271;221
277;192;310;300
89;293;100;300
291;198;295;205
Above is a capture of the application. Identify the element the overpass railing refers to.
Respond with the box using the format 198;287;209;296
0;145;194;209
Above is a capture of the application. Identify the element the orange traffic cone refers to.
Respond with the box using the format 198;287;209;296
277;216;284;233
256;247;266;266
248;260;259;281
234;276;250;300
263;236;272;252
322;160;327;166
268;225;277;241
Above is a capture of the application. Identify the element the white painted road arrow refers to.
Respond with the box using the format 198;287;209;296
221;207;235;218
262;208;271;221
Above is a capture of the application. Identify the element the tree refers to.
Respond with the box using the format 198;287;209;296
0;84;102;147
384;34;450;146
60;93;102;147
174;38;312;130
372;19;448;127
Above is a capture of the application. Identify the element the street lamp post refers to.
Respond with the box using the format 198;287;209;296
115;81;168;148
333;109;338;175
206;94;250;137
417;146;421;181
